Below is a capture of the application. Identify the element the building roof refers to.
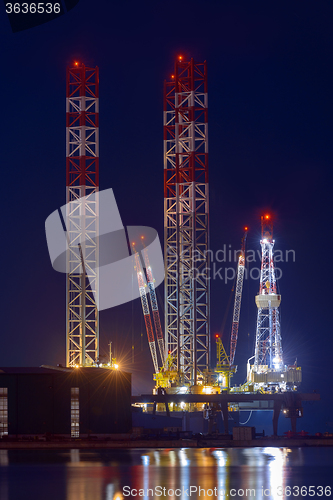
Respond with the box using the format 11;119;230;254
0;366;124;375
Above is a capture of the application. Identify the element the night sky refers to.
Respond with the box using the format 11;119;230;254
1;1;332;433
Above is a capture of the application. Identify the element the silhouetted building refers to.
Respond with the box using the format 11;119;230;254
0;366;131;437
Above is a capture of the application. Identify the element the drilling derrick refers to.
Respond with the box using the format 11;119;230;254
164;57;210;386
66;63;99;367
254;215;282;371
248;215;301;392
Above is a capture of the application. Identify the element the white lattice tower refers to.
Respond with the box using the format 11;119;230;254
164;57;210;385
66;63;99;367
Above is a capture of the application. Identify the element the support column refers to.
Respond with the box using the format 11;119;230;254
220;400;229;434
272;399;282;436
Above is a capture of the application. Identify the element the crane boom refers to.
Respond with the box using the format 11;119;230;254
229;228;248;366
133;246;159;373
142;244;165;364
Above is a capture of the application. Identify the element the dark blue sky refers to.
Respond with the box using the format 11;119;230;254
1;1;332;432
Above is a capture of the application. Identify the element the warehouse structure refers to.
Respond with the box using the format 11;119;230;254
0;367;131;438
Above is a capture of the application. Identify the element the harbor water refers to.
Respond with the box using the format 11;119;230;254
0;447;332;499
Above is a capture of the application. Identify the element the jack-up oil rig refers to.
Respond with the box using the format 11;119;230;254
132;57;315;435
134;58;301;397
64;59;316;435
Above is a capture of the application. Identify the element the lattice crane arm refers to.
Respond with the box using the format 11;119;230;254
132;244;159;373
141;237;166;365
229;228;248;366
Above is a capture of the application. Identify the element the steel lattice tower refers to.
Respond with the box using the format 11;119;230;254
66;63;99;367
254;215;283;371
164;57;210;385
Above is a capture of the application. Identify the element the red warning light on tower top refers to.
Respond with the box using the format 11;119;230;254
244;226;248;231
265;214;270;220
179;55;183;61
74;61;79;66
215;334;220;338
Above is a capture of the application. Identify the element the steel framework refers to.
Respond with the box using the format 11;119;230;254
229;229;247;366
164;58;210;385
254;216;283;370
66;63;99;367
143;245;165;364
133;244;159;373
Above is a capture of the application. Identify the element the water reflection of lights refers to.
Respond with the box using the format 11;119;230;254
179;449;190;498
4;447;308;500
0;450;8;500
70;449;80;463
263;447;289;500
106;484;123;500
212;449;226;467
169;449;176;466
66;450;104;467
106;484;114;500
212;450;227;500
141;454;150;498
0;450;8;466
179;448;189;466
243;447;265;467
153;451;160;465
199;448;214;466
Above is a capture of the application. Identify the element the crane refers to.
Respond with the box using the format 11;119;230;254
132;243;159;373
215;334;236;391
141;238;166;365
229;228;248;366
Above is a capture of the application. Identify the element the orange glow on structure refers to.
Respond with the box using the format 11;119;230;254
215;334;219;338
244;226;248;231
179;55;183;60
74;61;79;66
265;214;270;219
171;74;175;79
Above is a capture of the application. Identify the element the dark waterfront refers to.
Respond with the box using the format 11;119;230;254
0;447;332;500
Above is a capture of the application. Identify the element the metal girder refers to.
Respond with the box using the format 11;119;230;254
66;64;99;367
164;58;210;385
